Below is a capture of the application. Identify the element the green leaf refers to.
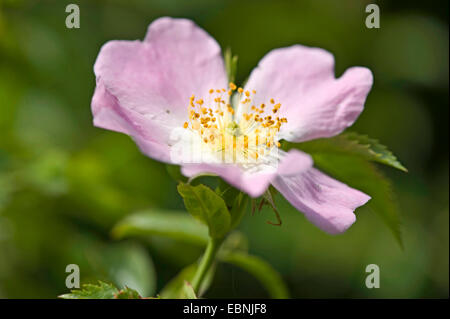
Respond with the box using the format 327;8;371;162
312;153;403;248
220;252;289;299
112;210;209;246
289;132;407;172
224;47;238;84
59;281;144;299
159;263;215;298
114;286;142;299
59;281;118;299
229;193;249;230
286;131;404;246
215;180;240;206
183;281;197;299
216;181;249;230
177;183;231;239
216;180;249;229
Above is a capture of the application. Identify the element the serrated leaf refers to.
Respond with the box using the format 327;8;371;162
289;132;407;172
177;183;231;239
220;252;289;299
112;210;209;245
312;153;403;247
114;286;142;299
59;281;118;299
59;282;145;299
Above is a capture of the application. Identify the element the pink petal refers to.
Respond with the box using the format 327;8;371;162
91;17;227;160
272;168;370;234
181;149;313;198
243;45;373;142
92;80;171;162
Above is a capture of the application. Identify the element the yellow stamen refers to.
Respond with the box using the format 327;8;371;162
181;87;287;164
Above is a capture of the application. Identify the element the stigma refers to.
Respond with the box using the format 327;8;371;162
182;83;287;165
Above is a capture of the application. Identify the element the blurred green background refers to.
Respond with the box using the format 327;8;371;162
0;0;448;298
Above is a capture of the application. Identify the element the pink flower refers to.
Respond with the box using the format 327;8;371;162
91;17;373;234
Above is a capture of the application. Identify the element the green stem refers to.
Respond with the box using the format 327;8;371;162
191;237;223;294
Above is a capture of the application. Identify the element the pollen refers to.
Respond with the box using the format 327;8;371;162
181;87;286;164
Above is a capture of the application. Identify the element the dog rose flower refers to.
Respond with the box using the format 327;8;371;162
91;17;373;234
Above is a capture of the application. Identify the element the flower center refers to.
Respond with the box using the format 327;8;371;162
182;83;287;165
